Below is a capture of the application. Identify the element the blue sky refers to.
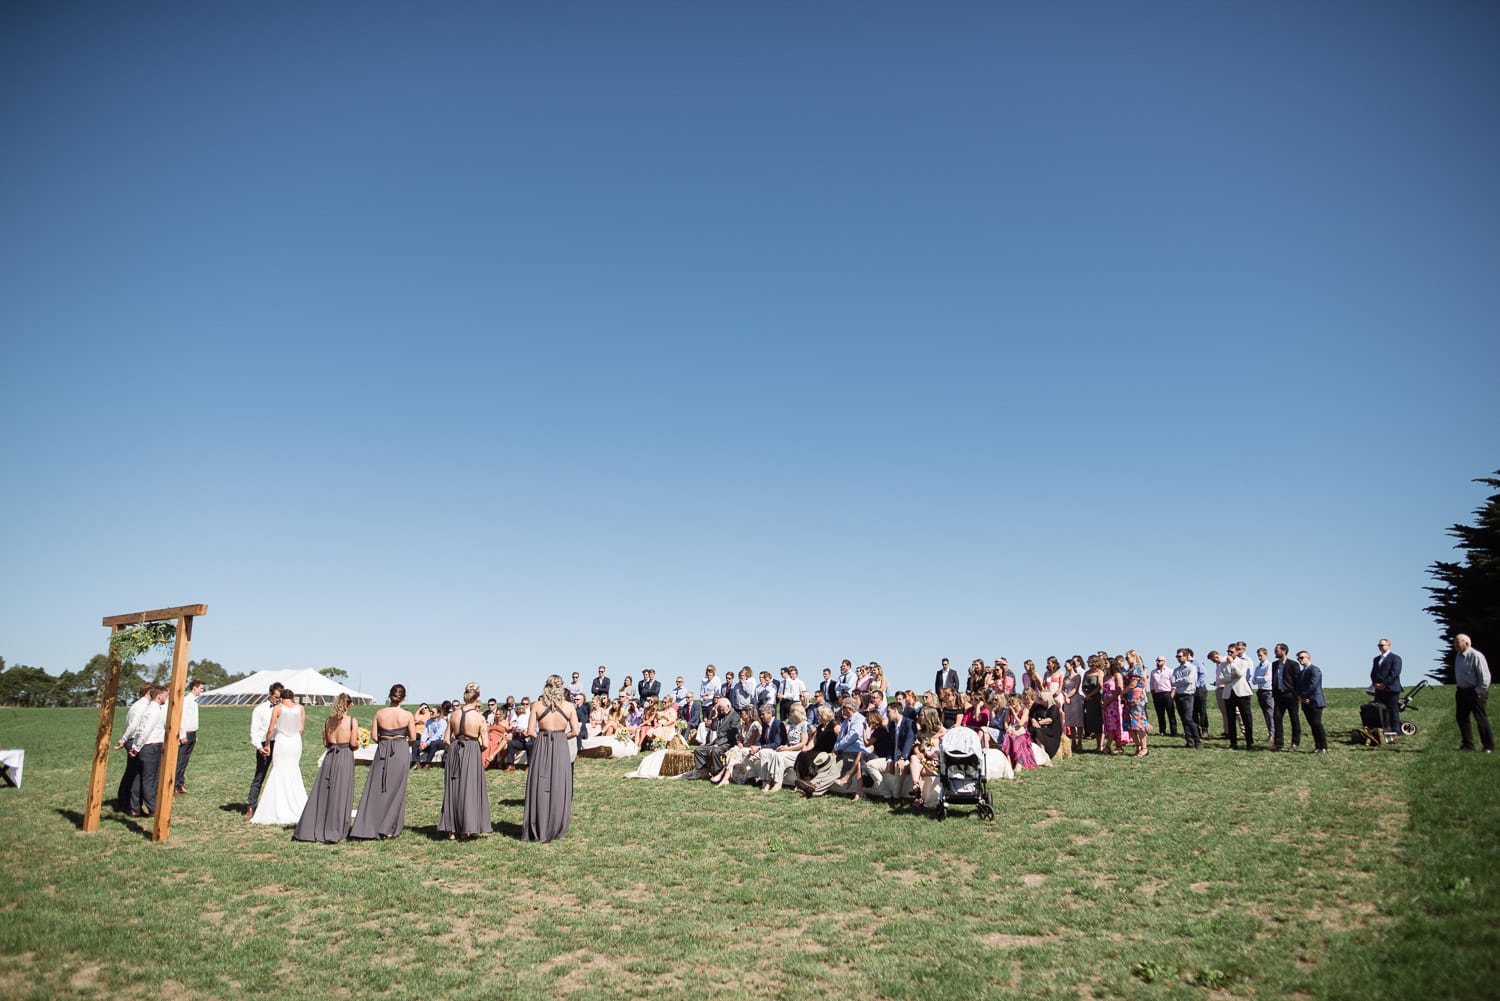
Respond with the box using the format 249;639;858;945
3;2;1496;701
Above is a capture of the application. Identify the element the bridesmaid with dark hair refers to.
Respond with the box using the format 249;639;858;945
351;685;416;840
1082;655;1105;751
293;693;360;843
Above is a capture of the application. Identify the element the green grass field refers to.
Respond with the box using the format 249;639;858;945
0;688;1495;1001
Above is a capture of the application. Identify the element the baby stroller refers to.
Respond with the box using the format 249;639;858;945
935;727;995;821
1396;680;1427;736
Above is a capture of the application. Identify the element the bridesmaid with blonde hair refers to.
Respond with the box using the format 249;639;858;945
293;693;360;843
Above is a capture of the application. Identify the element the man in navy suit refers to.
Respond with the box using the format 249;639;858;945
1296;650;1329;753
591;665;611;699
637;669;661;703
817;668;839;704
1371;638;1403;735
935;658;960;694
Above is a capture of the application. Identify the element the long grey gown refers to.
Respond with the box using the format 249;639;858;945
522;712;573;843
437;709;492;837
292;733;355;844
350;726;410;839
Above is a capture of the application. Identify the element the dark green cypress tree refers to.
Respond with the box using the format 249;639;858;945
1424;471;1500;683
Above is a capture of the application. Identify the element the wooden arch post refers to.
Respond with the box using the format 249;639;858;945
83;603;207;842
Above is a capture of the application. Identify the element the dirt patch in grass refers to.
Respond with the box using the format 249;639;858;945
979;932;1057;949
1022;873;1046;888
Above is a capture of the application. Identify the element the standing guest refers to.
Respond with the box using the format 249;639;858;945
564;673;586;702
1295;651;1329;754
114;683;153;813
727;668;754;713
817;667;839;704
1225;643;1255;750
173;679;205;794
1043;657;1065;701
1188;648;1210;736
1124;651;1152;757
414;701;451;769
638;669;662;704
131;686;169;817
1250;647;1276;744
591;665;611;700
695;665;719;728
854;664;873;695
245;682;285;819
754;671;779;712
293;693;360;843
1081;656;1104;750
1453;634;1493;753
934;658;960;694
1211;651;1232;738
780;666;807;719
1100;658;1129;755
522;675;579;843
1172;650;1201;748
671;675;693;718
1271;643;1302;751
1371;638;1404;737
618;674;639;705
1149;656;1177;737
868;663;887;702
837;660;855;698
351;685;416;839
1061;658;1085;751
1022;660;1044;695
438;683;492;840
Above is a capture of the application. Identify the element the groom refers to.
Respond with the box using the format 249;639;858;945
246;681;284;820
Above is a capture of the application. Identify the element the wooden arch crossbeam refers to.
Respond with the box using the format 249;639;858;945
83;603;208;842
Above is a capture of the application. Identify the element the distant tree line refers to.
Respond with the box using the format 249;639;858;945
0;655;247;707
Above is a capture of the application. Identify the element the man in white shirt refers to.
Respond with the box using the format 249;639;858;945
246;682;284;820
173;679;205;794
114;683;153;812
1225;642;1256;750
129;686;169;816
780;666;808;720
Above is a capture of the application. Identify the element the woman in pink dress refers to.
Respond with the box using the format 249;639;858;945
1100;656;1131;754
1000;695;1037;770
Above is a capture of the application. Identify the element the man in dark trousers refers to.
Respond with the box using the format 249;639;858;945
694;698;740;785
934;658;960;694
591;665;611;700
818;668;839;704
1271;643;1302;751
1296;650;1329;753
246;681;284;820
1371;638;1403;736
1453;634;1493;753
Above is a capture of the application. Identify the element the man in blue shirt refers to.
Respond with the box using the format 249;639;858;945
1251;647;1275;743
1187;648;1210;737
414;701;450;769
1172;649;1201;748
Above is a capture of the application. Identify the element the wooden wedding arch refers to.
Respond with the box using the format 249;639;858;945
83;603;207;842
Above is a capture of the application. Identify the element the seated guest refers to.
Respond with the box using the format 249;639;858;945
502;701;532;770
413;701;451;769
758;703;809;793
908;706;946;791
745;705;786;786
1028;690;1063;760
694;699;740;784
939;689;961;729
961;697;992;747
795;706;838;780
1002;695;1038;770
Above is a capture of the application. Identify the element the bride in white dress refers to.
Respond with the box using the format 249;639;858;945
251;690;308;825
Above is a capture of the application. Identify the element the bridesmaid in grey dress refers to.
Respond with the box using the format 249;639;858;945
437;683;492;840
293;693;360;843
351;684;416;840
522;674;578;843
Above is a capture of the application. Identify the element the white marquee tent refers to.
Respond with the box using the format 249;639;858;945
197;668;375;706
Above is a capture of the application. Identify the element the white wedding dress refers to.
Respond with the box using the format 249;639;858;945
251;706;308;825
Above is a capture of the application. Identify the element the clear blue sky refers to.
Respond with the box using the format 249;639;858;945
3;3;1496;702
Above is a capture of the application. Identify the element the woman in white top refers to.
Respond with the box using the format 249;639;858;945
251;690;307;825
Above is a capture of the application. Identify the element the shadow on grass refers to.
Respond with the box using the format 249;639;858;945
56;807;152;838
219;802;249;815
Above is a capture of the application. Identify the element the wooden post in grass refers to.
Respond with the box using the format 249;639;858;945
83;604;207;841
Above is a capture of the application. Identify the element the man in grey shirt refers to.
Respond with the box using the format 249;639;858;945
1454;634;1492;753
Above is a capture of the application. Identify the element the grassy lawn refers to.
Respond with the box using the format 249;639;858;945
0;688;1495;1001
